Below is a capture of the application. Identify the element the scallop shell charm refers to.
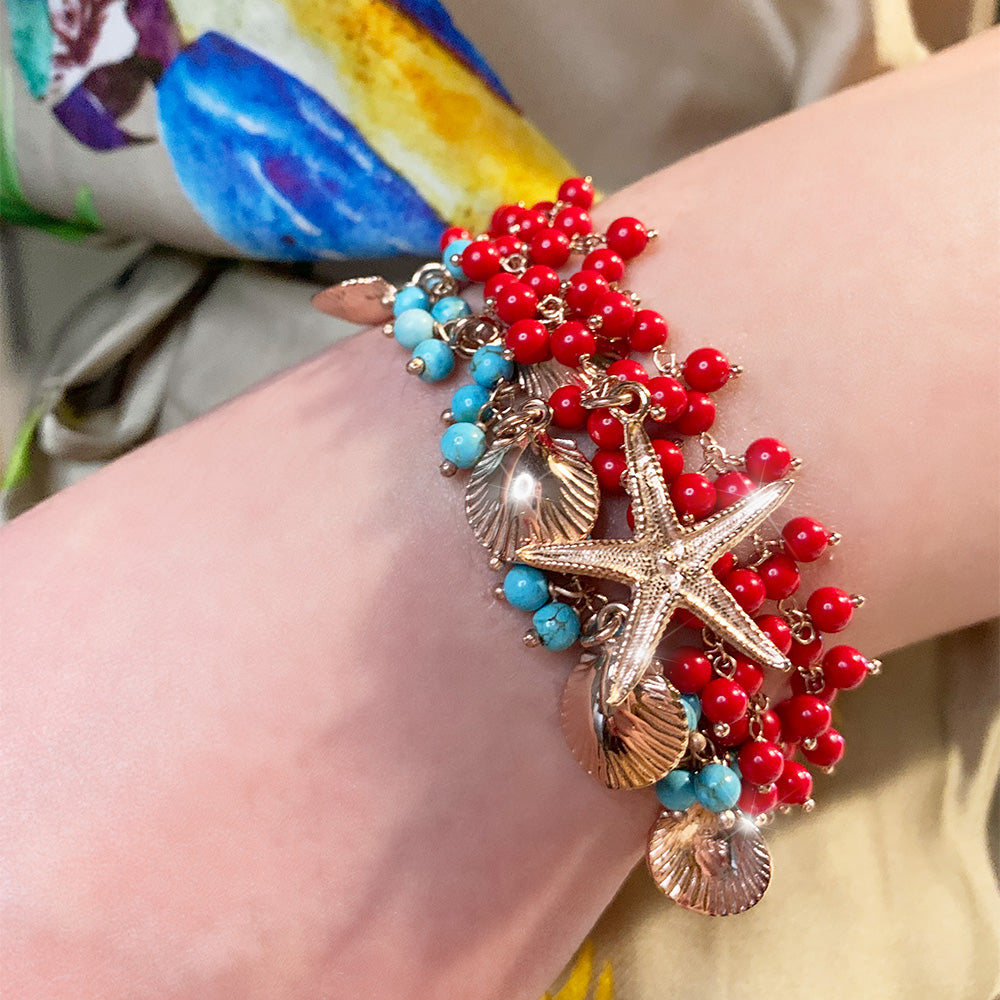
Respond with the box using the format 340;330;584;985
517;359;584;399
466;431;599;562
647;805;772;915
561;653;688;790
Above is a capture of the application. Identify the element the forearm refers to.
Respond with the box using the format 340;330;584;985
2;29;998;1000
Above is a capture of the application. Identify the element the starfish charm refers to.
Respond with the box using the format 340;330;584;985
517;416;795;708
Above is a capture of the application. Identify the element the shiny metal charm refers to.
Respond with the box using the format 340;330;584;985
518;412;795;708
466;430;599;563
561;652;688;789
518;358;584;399
647;805;772;915
311;276;395;324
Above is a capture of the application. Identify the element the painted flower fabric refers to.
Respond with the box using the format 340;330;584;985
1;0;574;258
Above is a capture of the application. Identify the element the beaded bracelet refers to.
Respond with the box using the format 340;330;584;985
314;177;880;916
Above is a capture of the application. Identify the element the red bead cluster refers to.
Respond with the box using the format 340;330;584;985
455;178;876;820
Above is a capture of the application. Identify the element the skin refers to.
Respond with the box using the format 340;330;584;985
1;28;998;1000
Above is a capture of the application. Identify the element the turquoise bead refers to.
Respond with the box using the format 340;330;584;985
393;307;435;349
442;238;472;278
450;383;490;423
503;564;549;612
470;345;514;388
532;601;580;651
411;339;455;382
393;285;429;316
656;769;697;811
440;422;486;469
693;762;742;813
432;295;472;324
680;694;701;731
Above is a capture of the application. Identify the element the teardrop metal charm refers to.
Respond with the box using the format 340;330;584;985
466;431;599;563
311;276;395;324
561;652;688;790
647;805;772;915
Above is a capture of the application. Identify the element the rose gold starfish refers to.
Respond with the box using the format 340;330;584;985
517;416;794;708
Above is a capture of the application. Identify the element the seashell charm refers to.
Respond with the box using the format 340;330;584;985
647;805;772;915
561;652;688;789
466;431;599;563
311;276;395;325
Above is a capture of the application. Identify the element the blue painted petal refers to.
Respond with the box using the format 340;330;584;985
6;0;52;99
52;84;147;151
385;0;513;105
155;32;446;261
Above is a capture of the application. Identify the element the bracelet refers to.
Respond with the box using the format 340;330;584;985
314;177;880;916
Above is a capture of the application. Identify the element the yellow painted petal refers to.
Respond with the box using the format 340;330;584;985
275;0;575;228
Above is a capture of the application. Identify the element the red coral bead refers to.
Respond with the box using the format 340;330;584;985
807;587;855;633
484;271;517;300
758;552;800;600
532;200;555;215
553;205;593;238
490;204;521;236
672;609;704;630
731;656;764;696
790;670;838;701
782;516;831;562
713;471;754;509
550;321;596;367
592;449;627;494
724;568;767;615
802;728;846;768
607;358;649;384
557;176;595;209
789;636;824;668
493;234;524;258
671;473;716;520
582;247;625;281
629;310;669;352
712;552;738;579
594;290;636;338
739;740;786;785
823;645;869;690
745;437;792;483
712;713;750;747
647;376;688;424
683;347;732;392
521;264;561;297
701;677;749;725
587;408;625;450
529;228;571;267
439;225;471;250
504;319;551;365
565;270;609;314
606;216;649;259
513;206;549;240
777;694;832;741
759;709;782;743
548;384;587;430
739;780;778;815
652;439;684;482
754;614;793;655
665;646;713;693
776;760;813;805
494;282;538;323
672;391;716;435
460;240;501;281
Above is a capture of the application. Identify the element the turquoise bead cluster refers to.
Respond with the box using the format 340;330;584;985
655;694;741;814
390;245;581;655
502;564;581;651
655;762;741;814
